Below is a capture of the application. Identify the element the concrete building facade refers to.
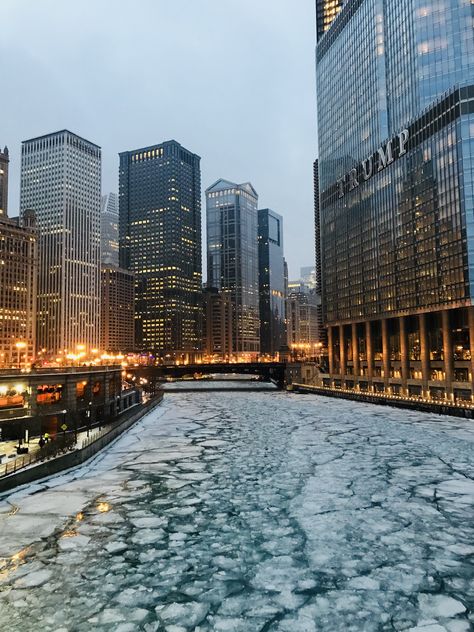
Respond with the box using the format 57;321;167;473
20;130;101;356
100;266;135;353
203;287;233;360
0;211;37;367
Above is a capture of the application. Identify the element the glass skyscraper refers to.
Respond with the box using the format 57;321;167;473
0;146;9;218
119;140;202;359
101;192;119;266
206;179;260;357
317;0;474;402
258;208;286;357
316;0;345;40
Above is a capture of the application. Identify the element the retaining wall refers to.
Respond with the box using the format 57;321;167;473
0;394;163;495
291;384;474;419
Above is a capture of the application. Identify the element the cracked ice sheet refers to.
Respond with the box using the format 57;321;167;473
0;391;473;631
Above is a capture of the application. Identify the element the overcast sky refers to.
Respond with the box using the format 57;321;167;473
1;0;317;280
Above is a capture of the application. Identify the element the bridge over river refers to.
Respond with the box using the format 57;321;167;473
132;362;287;390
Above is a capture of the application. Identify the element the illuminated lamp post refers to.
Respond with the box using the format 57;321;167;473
15;341;27;369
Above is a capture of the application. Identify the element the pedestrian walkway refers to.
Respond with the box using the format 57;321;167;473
0;420;118;476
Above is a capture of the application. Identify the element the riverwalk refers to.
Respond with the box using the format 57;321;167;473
0;394;163;494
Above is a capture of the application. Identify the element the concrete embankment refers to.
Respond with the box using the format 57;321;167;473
291;384;474;420
0;394;163;494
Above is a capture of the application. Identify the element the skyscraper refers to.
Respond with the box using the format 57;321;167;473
119;140;202;359
258;209;286;357
313;159;325;345
0;146;8;218
300;266;316;291
0;210;37;367
101;266;135;353
101;193;119;266
206;180;260;357
203;287;233;360
316;0;345;40
20;130;101;355
317;0;474;401
287;289;320;360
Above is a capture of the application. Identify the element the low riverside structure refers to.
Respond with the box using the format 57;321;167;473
0;365;140;440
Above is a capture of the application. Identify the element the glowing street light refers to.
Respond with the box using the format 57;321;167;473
15;341;27;369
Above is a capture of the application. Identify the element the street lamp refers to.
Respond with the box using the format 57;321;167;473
15;341;27;369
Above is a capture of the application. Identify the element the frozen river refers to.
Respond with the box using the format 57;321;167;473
0;389;474;631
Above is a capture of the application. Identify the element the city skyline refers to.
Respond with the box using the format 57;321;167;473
1;0;316;277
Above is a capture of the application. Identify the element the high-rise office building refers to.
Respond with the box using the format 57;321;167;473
316;0;345;40
206;179;260;357
317;1;474;402
300;266;317;291
101;193;119;266
119;140;202;359
258;209;286;357
0;210;37;367
313;159;325;345
0;146;9;218
203;287;233;360
101;266;135;352
287;289;320;359
20;130;101;355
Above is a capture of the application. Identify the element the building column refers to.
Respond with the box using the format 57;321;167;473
328;326;334;376
366;321;373;384
339;325;346;379
382;319;390;387
399;316;409;395
468;307;474;399
352;323;359;379
419;313;430;397
442;310;453;400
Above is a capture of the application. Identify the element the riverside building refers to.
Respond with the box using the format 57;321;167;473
206;180;260;358
100;266;135;353
20;130;101;356
0;210;37;367
316;0;474;403
119;141;202;360
258;209;286;357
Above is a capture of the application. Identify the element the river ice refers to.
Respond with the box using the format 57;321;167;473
0;390;473;631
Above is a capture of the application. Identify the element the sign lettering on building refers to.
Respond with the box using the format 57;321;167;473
337;129;409;198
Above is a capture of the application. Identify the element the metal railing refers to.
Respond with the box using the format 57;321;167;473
0;393;163;480
2;434;76;477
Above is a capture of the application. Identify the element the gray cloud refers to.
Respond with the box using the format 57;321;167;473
1;0;317;278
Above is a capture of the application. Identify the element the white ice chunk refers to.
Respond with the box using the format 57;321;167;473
157;601;209;628
14;569;52;588
105;541;128;554
58;534;91;550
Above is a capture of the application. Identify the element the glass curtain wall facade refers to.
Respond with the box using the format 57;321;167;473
258;209;286;357
20;130;101;355
0;146;8;218
119;140;202;359
206;179;260;357
317;0;474;402
316;0;346;40
101;193;119;266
